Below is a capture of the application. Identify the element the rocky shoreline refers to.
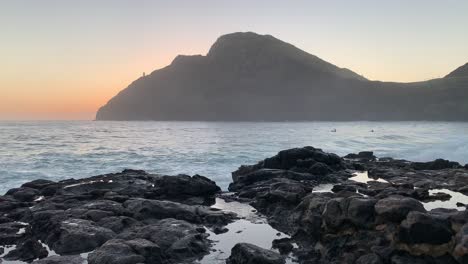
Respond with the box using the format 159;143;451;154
1;147;467;263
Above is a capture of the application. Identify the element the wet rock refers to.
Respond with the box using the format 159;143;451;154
272;238;293;254
117;218;210;261
3;238;48;262
0;222;28;245
123;198;234;225
454;224;468;263
331;184;357;193
322;196;377;231
22;179;55;190
97;216;139;233
7;187;39;202
344;151;376;161
31;255;86;264
227;243;285;264
355;253;383;264
411;159;462;170
390;254;430;264
398;211;453;245
49;218;115;254
230;147;345;190
229;169;320;193
88;238;163;264
150;174;220;198
374;196;426;222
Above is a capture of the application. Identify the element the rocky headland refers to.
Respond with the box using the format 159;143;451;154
1;147;467;263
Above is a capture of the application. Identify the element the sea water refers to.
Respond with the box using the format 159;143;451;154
1;121;468;194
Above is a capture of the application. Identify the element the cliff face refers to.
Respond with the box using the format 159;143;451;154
96;32;468;121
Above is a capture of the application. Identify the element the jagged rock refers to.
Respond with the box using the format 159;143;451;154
88;238;164;264
123;198;233;225
322;196;377;230
3;238;48;262
227;243;285;264
398;211;453;245
355;253;383;264
117;218;210;261
6;187;39;202
374;196;426;222
49;218;116;254
272;238;294;255
97;216;139;233
0;222;28;245
344;151;376;161
454;224;468;263
411;159;462;170
22;179;55;190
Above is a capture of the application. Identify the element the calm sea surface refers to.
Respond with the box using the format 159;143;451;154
1;121;468;194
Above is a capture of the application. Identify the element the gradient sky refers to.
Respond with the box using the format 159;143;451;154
1;0;468;120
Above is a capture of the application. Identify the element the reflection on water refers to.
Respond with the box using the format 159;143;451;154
198;198;296;264
350;171;389;184
423;189;468;211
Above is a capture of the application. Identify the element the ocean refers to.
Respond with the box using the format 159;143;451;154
1;121;468;194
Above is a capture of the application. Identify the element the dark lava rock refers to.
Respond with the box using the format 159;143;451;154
227;243;285;264
123;198;233;225
411;159;462;170
6;187;39;202
117;218;210;262
49;218;116;254
0;222;29;245
272;238;294;255
374;196;426;222
355;253;383;264
454;224;468;263
31;255;86;264
22;179;55;190
322;196;377;230
398;211;453;245
344;151;376;161
88;238;164;264
3;238;48;262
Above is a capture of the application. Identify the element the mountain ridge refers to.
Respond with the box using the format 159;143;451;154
96;32;468;121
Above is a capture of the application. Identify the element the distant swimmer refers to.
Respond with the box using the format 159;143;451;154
370;129;375;132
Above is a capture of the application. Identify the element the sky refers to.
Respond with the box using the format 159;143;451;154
1;0;467;120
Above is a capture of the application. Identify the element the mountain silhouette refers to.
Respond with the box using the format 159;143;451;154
96;32;468;121
445;63;468;78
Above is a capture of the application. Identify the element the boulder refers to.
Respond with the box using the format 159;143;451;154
123;198;233;225
151;174;220;197
49;218;115;254
355;253;383;264
117;218;210;261
453;224;468;263
272;238;294;255
88;238;163;264
344;151;376;161
7;187;39;202
398;211;453;245
411;159;462;170
0;222;28;245
374;196;426;222
22;179;55;190
323;197;377;230
3;239;48;262
227;243;285;264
